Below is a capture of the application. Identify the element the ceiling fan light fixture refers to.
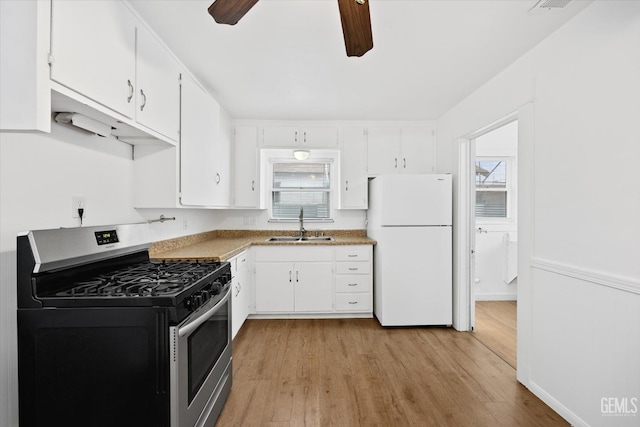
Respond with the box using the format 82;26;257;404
293;150;310;161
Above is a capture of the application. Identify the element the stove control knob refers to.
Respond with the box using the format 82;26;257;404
193;294;203;309
201;289;210;300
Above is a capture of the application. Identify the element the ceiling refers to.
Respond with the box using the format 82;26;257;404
128;0;590;121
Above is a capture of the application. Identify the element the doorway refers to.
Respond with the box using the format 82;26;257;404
461;117;519;367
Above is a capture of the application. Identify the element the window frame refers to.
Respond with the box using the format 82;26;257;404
475;156;516;223
264;149;339;223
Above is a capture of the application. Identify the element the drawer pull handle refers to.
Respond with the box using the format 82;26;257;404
348;301;358;305
348;267;358;271
348;283;358;286
348;254;358;257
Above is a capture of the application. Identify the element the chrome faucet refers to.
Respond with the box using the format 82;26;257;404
298;207;306;238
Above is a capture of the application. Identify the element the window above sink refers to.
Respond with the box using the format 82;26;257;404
263;149;339;223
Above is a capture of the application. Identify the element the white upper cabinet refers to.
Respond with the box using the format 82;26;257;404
49;0;180;144
180;73;220;207
340;128;368;209
214;111;232;207
50;0;137;119
0;0;50;131
301;127;340;147
233;125;260;208
262;126;298;147
135;24;180;142
401;125;436;174
367;127;402;175
262;125;339;148
367;125;435;176
133;74;229;209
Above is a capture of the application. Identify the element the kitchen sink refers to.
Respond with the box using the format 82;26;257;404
266;236;334;242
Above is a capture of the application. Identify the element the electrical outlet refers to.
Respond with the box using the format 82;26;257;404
182;218;188;230
72;196;86;218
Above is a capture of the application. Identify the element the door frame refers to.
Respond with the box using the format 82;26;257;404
455;103;534;384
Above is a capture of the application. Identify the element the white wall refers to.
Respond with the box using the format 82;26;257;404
0;123;224;427
437;1;640;426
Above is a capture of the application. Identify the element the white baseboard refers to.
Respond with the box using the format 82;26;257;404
527;381;589;427
474;293;517;301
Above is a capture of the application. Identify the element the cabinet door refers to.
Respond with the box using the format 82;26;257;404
212;110;232;207
50;0;136;118
262;126;298;147
255;262;294;312
367;127;402;176
234;126;260;208
401;125;435;174
301;127;339;147
231;251;251;339
340;128;368;209
179;73;219;206
294;262;333;312
135;24;180;142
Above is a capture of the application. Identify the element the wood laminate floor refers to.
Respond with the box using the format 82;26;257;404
474;301;517;369
217;318;566;426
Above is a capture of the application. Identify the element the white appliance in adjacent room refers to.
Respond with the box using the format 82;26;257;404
367;174;452;326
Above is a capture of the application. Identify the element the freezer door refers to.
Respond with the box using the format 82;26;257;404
376;174;451;226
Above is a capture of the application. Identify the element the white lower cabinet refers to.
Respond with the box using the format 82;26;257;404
253;245;372;316
255;246;334;313
334;246;372;312
230;250;252;339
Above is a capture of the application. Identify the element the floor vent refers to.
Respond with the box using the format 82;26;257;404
528;0;574;13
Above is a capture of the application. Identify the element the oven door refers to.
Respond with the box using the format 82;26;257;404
170;287;232;427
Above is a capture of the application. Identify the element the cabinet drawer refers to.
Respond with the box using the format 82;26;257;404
335;276;370;293
335;293;371;311
335;246;371;261
335;262;370;275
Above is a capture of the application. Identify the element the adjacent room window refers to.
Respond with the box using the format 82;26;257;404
271;161;332;220
475;158;511;218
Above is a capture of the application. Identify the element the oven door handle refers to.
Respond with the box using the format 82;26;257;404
178;290;230;339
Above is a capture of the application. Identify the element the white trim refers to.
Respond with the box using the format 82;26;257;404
516;102;535;387
527;381;590;427
474;293;517;301
531;258;640;295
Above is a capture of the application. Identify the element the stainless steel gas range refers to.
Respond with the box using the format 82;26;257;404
17;223;232;427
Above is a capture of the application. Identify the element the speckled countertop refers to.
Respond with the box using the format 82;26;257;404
150;230;376;262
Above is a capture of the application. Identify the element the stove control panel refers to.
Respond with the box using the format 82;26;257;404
184;267;231;312
94;230;119;246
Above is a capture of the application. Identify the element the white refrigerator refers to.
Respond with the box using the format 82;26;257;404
367;174;452;326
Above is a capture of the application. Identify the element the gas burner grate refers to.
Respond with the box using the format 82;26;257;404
56;260;222;298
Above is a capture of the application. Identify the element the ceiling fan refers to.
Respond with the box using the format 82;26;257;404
207;0;373;57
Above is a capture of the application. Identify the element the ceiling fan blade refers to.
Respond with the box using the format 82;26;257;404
208;0;259;25
337;0;373;57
